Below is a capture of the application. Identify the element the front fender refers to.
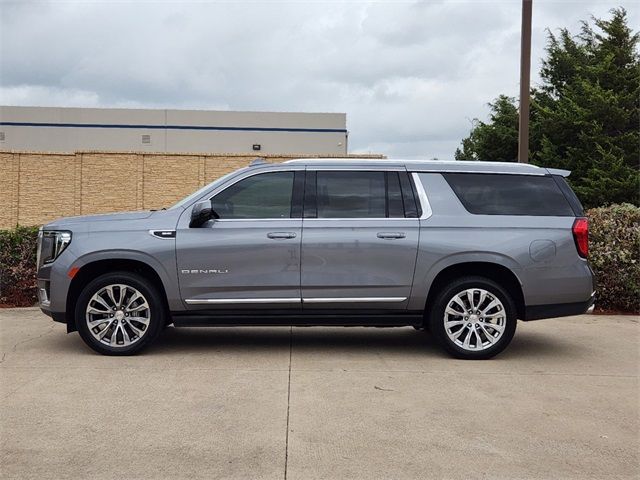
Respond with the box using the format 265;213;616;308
69;249;182;311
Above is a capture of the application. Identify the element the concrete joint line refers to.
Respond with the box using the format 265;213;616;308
284;326;293;480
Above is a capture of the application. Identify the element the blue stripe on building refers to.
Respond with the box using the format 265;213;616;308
0;121;347;134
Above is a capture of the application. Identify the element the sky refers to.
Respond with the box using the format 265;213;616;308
0;0;637;159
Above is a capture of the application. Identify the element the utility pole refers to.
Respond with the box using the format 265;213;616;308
518;0;533;163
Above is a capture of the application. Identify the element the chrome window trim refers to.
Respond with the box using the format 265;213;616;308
411;172;433;220
214;218;302;223
302;218;415;222
191;166;432;222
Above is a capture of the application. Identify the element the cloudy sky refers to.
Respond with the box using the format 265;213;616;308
1;0;637;158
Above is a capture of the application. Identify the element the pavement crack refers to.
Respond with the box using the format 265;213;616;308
374;385;394;391
284;326;293;480
2;324;56;364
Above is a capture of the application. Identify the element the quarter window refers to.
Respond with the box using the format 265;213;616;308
212;172;294;219
443;173;574;216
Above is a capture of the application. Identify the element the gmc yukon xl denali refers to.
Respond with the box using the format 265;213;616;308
37;159;595;359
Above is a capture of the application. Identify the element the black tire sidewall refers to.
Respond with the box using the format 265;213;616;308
75;272;165;355
429;276;517;360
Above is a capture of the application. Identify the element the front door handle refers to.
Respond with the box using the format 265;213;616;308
267;232;297;239
377;232;406;239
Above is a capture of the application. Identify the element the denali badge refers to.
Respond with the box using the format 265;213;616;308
181;269;229;274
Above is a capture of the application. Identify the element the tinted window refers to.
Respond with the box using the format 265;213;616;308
212;172;294;219
387;172;404;218
443;173;574;216
553;175;584;216
316;171;386;218
399;172;420;218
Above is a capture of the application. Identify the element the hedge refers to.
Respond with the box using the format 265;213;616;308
587;203;639;313
1;204;638;312
0;226;39;307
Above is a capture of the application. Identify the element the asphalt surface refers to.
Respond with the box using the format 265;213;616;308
1;308;638;480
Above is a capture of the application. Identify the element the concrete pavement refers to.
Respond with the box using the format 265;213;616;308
1;308;638;479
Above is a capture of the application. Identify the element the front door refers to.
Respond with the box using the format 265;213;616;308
176;169;304;310
301;169;420;310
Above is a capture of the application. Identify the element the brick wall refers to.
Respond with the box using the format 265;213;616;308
0;151;385;229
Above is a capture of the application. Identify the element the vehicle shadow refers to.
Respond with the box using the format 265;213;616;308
151;326;437;356
145;325;574;360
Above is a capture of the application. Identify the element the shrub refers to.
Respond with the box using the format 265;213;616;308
587;203;640;313
0;226;39;307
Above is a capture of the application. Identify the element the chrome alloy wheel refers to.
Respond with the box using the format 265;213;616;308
85;284;151;347
443;288;506;351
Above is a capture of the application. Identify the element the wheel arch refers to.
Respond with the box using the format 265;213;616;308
65;257;171;332
423;261;526;321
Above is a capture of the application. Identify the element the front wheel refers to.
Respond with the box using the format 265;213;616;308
75;272;165;355
428;276;517;360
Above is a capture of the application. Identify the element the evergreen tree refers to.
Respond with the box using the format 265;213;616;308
454;95;519;161
456;8;639;208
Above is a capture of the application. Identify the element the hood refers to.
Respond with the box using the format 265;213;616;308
44;210;155;229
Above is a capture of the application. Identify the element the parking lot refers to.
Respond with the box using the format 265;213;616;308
0;308;638;480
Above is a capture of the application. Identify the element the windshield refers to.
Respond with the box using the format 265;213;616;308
169;168;247;210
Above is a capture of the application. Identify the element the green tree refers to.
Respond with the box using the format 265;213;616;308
454;95;519;161
456;8;640;208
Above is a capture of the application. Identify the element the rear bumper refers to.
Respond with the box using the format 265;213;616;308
523;292;596;321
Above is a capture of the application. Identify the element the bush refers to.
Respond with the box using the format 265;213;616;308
0;206;638;312
587;203;640;313
0;226;39;307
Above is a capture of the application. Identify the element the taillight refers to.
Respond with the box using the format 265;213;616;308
572;217;589;258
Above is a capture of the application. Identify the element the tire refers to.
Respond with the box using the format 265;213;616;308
428;276;517;360
75;271;166;355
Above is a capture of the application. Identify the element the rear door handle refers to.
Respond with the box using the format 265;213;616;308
267;232;297;239
377;232;406;239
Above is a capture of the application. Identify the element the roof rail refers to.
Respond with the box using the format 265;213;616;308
249;157;268;166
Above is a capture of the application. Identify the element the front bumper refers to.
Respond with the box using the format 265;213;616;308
40;308;67;324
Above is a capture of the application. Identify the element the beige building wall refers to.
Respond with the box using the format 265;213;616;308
0;151;384;229
0;106;348;155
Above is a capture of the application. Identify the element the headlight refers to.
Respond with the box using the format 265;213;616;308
37;230;72;269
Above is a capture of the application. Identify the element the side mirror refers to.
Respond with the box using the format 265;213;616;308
189;201;219;228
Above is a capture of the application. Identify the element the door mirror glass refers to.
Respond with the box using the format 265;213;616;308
189;201;218;228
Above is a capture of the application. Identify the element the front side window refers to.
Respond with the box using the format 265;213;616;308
316;171;386;218
212;172;294;219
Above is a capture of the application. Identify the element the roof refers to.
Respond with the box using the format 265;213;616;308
283;158;569;176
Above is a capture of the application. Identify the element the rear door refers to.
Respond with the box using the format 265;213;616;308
301;167;421;310
176;168;304;309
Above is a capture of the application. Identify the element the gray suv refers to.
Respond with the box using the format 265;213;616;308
37;159;595;359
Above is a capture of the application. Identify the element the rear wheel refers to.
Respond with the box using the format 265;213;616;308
75;272;165;355
428;276;517;359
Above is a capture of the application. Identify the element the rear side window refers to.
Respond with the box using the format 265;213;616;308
443;173;574;216
316;171;386;218
306;171;417;219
